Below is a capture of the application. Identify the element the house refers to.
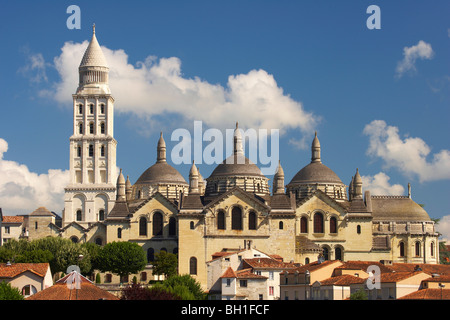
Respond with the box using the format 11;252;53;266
398;288;450;300
1;215;24;245
0;263;53;298
220;267;267;300
26;271;119;300
280;260;343;300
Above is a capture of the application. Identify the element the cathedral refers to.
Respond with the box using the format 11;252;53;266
35;27;439;289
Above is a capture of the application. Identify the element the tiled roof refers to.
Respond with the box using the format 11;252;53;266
379;271;424;283
391;263;450;275
0;263;49;278
236;268;267;279
1;215;24;223
422;274;450;283
26;272;119;300
243;258;296;269
398;288;450;300
30;207;54;216
221;267;238;278
335;261;394;274
319;274;365;286
289;260;342;274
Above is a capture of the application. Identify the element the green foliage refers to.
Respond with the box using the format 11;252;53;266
439;241;450;264
97;241;147;278
95;273;101;284
350;288;368;300
0;237;94;275
152;251;178;278
121;283;181;300
158;274;206;300
0;281;24;300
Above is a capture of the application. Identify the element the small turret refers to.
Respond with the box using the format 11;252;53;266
125;175;132;201
189;161;199;194
311;131;321;163
116;169;126;202
157;132;166;163
273;161;285;194
353;168;363;199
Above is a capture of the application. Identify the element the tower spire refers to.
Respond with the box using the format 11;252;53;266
311;131;321;163
157;132;167;163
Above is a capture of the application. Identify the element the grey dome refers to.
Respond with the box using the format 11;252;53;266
135;162;188;185
209;154;265;178
288;162;344;185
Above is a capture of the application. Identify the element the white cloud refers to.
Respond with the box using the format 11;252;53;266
436;215;450;244
363;120;450;182
18;51;48;84
0;138;69;216
395;40;434;78
361;172;405;196
40;40;319;134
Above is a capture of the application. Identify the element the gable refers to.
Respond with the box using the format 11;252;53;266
131;193;179;221
205;187;269;216
296;192;347;217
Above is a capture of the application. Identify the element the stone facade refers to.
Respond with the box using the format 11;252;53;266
22;27;440;293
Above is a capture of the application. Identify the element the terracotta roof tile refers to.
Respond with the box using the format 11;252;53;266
236;268;267;279
243;258;296;269
26;272;119;300
399;288;450;300
221;267;238;278
0;263;49;278
1;215;24;223
319;274;366;286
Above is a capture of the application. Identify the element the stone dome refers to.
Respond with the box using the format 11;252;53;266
288;162;343;185
135;162;188;185
205;123;269;196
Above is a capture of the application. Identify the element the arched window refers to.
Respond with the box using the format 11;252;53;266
139;217;147;236
330;217;337;234
89;122;94;134
77;146;81;157
322;247;329;260
279;221;284;230
98;209;105;221
313;212;324;233
305;258;310;265
431;242;435;257
217;210;226;230
415;242;421;257
399;241;405;257
248;211;257;230
335;247;342;260
147;248;154;262
78;104;83;114
89;144;94;157
189;257;197;275
190;221;195;229
76;210;82;221
231;207;242;230
100;104;105;114
153;212;163;236
89;104;94;114
169;217;176;236
79;123;83;134
300;217;308;233
357;225;361;234
70;236;79;243
100;122;105;134
100;145;105;157
117;227;122;239
95;237;102;246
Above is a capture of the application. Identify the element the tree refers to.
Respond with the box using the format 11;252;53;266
152;251;177;278
97;241;147;280
350;288;368;300
159;274;206;300
120;283;181;300
0;281;24;300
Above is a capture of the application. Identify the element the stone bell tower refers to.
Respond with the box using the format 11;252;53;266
63;25;117;227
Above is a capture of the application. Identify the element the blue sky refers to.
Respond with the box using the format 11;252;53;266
0;1;449;236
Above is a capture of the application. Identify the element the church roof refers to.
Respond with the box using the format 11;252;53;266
208;154;266;178
370;196;431;222
135;161;188;186
79;25;108;68
289;161;344;185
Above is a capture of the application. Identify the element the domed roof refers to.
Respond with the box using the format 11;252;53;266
209;154;265;178
289;162;343;185
135;161;188;185
79;25;108;68
288;132;344;186
371;196;431;222
134;132;188;186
